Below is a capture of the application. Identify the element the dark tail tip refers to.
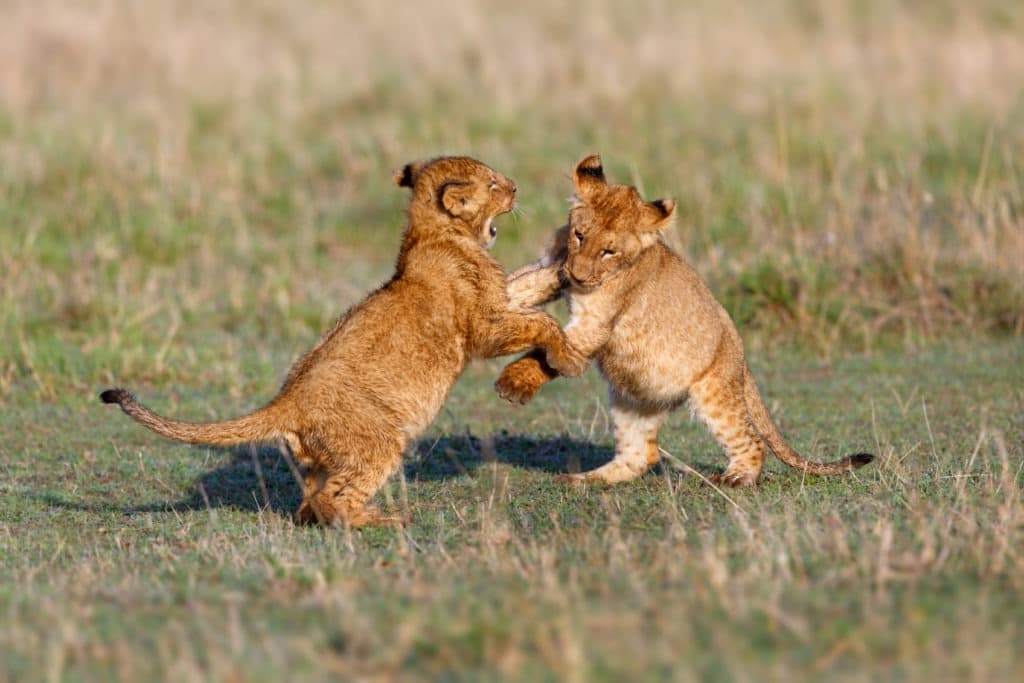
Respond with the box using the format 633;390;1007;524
100;388;130;405
849;453;874;468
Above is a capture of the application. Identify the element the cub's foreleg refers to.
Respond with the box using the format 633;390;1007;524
505;223;570;309
497;262;570;403
496;302;612;404
494;349;557;405
506;263;565;310
475;310;588;378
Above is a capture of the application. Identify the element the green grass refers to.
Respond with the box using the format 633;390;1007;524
2;0;1023;680
2;341;1023;681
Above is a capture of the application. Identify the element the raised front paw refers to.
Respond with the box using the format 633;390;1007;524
495;357;548;404
546;341;589;378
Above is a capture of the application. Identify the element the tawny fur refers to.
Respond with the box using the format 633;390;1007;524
101;156;588;526
497;154;873;486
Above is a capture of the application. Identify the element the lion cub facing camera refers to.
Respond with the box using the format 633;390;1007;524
102;156;587;526
497;155;873;486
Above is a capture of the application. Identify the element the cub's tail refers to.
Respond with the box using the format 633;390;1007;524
100;387;286;447
742;368;874;476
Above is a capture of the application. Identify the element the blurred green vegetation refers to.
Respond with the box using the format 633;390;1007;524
2;1;1023;680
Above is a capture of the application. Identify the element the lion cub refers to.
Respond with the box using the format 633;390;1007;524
102;156;587;526
497;155;872;486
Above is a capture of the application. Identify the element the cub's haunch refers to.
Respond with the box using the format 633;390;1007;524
102;156;587;527
498;154;873;486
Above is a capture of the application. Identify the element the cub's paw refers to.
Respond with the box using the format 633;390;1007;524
495;358;547;404
707;469;760;488
364;510;413;528
295;500;320;526
335;505;411;529
546;342;589;378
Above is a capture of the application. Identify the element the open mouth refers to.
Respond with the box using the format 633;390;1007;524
481;217;499;247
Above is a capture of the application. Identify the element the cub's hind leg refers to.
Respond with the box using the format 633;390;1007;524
303;437;407;527
689;368;766;487
295;464;326;525
561;391;666;484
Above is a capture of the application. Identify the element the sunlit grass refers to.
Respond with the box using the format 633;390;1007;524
1;1;1023;680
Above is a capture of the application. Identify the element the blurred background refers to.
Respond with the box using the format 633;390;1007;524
3;5;1023;680
1;0;1022;396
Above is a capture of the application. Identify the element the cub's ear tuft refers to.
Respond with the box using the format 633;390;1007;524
393;160;428;188
575;154;605;180
393;164;414;188
650;198;678;219
573;154;607;198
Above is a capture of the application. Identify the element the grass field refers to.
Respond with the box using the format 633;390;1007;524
2;1;1023;680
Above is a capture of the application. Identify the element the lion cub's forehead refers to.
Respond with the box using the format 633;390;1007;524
423;157;492;180
415;157;513;189
608;184;644;206
577;183;643;208
573;184;648;232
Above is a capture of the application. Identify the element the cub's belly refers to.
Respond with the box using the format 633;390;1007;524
395;370;460;444
597;355;681;406
597;336;710;407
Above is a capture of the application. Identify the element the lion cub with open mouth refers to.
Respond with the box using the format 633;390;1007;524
497;155;872;486
102;156;587;526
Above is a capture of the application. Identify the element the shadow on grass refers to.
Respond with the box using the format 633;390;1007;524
40;433;639;517
405;432;616;481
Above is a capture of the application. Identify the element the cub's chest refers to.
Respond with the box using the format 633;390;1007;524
567;283;651;360
565;287;620;351
566;288;609;323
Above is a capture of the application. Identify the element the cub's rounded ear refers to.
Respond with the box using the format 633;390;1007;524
650;198;677;220
439;181;477;217
639;198;678;247
394;160;428;188
573;154;606;198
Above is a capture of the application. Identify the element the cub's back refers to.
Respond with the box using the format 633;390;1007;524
275;250;473;428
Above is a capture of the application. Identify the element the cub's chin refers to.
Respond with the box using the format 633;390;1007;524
564;271;609;293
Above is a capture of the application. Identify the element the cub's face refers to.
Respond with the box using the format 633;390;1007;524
395;156;517;248
563;155;677;289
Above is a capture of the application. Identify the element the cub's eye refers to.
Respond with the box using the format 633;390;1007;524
573;229;584;243
488;181;499;190
600;249;616;258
